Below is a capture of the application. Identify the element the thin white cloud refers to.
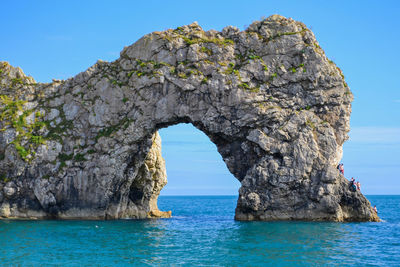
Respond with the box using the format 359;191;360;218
348;127;400;143
163;141;206;145
394;99;400;103
193;159;222;163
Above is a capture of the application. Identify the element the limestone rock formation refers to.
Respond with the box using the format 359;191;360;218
0;15;379;221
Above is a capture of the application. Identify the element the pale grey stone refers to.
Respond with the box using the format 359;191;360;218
2;128;16;144
63;102;80;120
3;183;16;198
47;108;60;121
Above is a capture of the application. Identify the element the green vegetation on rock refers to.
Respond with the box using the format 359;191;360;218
0;95;46;161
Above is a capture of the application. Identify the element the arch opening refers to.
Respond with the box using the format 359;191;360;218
159;123;241;197
127;122;241;218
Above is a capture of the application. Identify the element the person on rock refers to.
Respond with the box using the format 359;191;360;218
356;181;361;191
339;164;344;175
349;177;356;191
373;206;378;213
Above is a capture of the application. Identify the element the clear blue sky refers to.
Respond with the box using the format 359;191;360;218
1;0;399;195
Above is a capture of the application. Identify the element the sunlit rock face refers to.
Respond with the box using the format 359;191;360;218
0;15;378;221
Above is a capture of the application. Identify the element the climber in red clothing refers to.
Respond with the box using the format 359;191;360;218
339;163;344;175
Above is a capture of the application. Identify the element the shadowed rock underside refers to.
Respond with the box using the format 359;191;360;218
0;15;379;222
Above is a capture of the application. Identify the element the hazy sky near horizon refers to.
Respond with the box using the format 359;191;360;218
1;0;399;195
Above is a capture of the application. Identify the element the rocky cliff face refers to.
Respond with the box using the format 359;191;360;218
0;15;379;221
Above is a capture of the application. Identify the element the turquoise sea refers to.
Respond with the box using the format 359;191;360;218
0;195;399;266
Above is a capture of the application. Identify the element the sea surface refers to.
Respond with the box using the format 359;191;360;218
0;195;399;266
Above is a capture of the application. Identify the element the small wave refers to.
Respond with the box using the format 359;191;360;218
171;216;187;219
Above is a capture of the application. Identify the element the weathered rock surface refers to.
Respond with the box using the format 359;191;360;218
0;15;379;221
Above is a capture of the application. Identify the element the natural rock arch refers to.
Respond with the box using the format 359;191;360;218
0;15;378;221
